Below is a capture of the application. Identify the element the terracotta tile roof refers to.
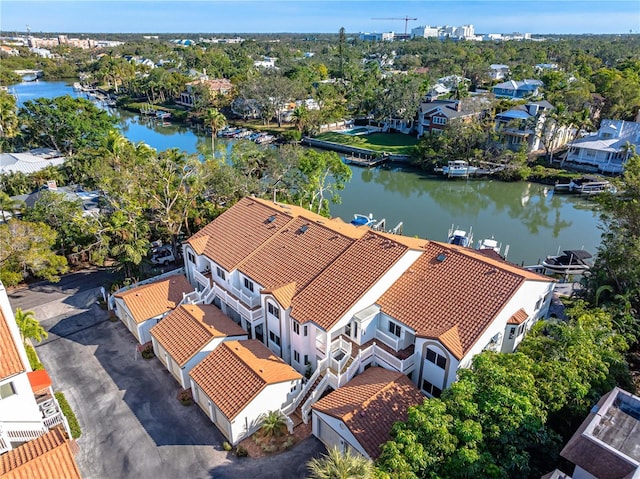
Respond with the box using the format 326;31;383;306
438;325;464;360
238;216;355;294
262;282;297;309
150;304;246;366
312;367;424;459
0;309;25;380
0;429;82;479
187;235;209;255
187;78;233;92
507;308;529;325
292;231;408;330
189;340;301;420
185;197;293;271
114;275;194;324
378;242;527;359
27;369;52;394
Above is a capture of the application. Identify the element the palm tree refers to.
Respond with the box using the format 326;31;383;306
307;447;374;479
0;192;24;222
259;410;287;438
204;108;227;157
14;308;48;345
0;90;19;152
291;105;309;133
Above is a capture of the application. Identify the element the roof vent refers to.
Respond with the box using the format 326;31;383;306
436;253;447;262
267;215;276;223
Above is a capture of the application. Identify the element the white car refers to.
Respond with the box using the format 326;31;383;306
150;247;175;265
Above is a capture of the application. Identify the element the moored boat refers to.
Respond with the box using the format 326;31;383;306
442;160;478;178
541;249;592;275
554;176;615;195
447;225;473;247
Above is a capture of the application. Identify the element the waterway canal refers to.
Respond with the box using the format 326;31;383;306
10;80;603;265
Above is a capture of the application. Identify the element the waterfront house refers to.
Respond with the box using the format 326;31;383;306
492;79;543;99
150;303;247;389
0;281;74;455
416;98;487;137
563;119;640;174
180;196;554;425
494;100;575;153
176;78;234;109
113;274;194;344
189;340;302;445
546;387;640;479
311;367;424;459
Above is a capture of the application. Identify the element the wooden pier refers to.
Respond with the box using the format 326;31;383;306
342;153;389;168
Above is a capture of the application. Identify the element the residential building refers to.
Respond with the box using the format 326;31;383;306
311;367;424;459
494;100;575;153
112;273;195;344
489;64;510;80
150;303;248;389
176;78;233;109
416;98;487;137
180;196;554;425
411;25;440;38
552;387;640;479
0;148;65;175
563;119;640;174
253;56;277;68
0;281;73;454
11;184;102;218
189;340;302;445
0;429;82;479
359;32;394;42
492;79;543;99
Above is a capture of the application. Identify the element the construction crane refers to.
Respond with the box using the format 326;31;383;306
372;16;418;35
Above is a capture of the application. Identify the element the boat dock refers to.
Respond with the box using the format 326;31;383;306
342;154;389;168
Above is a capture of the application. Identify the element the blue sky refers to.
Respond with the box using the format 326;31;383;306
2;1;639;35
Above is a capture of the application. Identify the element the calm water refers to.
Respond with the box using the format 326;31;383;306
10;81;603;265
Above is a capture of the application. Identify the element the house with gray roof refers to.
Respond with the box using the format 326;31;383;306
492;79;543;99
416;97;489;137
0;148;65;175
564;119;640;174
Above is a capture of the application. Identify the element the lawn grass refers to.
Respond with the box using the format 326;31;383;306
313;132;418;155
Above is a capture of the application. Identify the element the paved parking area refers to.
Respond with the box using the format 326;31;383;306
30;275;324;479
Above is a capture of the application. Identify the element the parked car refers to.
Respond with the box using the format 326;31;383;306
150;246;175;265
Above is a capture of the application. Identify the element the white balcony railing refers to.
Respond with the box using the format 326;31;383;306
0;421;47;443
231;285;261;309
375;328;401;351
192;269;210;289
282;357;329;416
211;284;262;322
301;375;329;423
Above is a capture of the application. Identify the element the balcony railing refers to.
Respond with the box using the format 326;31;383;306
373;345;418;374
230;285;261;309
211;284;262;322
375;328;401;351
192;269;211;289
0;421;47;443
282;357;329;416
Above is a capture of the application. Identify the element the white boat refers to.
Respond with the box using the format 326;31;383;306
554;176;615;195
442;160;478;178
447;225;473;247
541;249;592;275
476;237;510;259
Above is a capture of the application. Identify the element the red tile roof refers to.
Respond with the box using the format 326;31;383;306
0;429;82;479
292;231;408;330
150;304;247;366
27;369;52;394
378;241;529;359
189;340;301;420
114;275;194;323
0;309;25;380
312;367;424;459
262;282;297;310
507;308;529;325
238;216;355;295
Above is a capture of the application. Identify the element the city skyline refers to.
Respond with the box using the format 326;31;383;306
2;1;639;35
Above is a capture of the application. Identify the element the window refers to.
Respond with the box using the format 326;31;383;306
293;350;300;363
425;348;447;369
216;267;226;280
0;382;15;399
268;302;280;319
353;322;358;338
535;298;543;309
187;252;196;264
269;331;281;347
433;116;447;125
508;326;517;340
304;355;309;365
244;277;254;292
345;323;351;336
303;325;308;336
388;321;401;337
422;379;442;398
293;322;300;335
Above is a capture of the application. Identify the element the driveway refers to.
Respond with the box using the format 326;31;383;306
23;271;324;479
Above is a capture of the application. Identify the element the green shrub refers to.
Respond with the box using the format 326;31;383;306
282;130;302;142
235;445;248;457
141;343;154;359
222;441;233;451
26;345;44;370
54;391;81;439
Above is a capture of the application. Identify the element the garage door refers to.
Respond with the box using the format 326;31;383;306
317;417;344;452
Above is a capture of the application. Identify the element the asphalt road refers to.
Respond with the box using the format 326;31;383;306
14;269;325;479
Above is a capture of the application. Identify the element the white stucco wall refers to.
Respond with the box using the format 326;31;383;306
312;410;370;459
0;374;42;423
